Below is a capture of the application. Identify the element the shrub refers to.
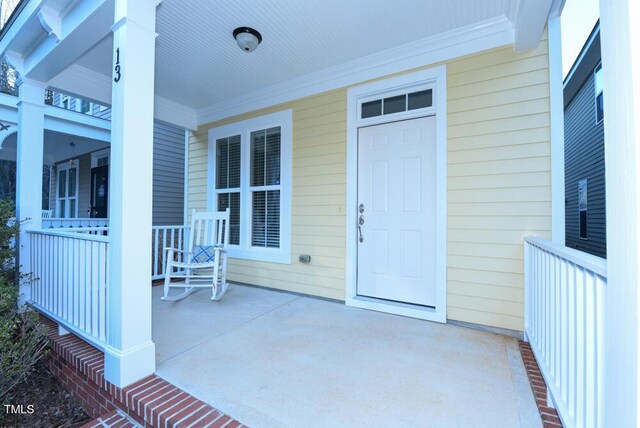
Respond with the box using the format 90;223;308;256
0;200;47;403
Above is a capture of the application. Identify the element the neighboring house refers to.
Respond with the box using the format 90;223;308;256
1;0;639;427
0;86;186;226
563;22;605;258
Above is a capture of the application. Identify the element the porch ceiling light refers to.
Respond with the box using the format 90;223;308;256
233;27;262;53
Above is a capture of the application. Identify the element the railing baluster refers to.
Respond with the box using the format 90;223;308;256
154;228;160;278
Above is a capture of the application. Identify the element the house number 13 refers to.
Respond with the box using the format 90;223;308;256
114;48;121;83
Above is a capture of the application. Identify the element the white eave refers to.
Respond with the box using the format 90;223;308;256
0;0;558;129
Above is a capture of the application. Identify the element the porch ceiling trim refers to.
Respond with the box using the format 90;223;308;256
1;0;113;81
47;64;197;130
512;0;554;51
196;16;514;126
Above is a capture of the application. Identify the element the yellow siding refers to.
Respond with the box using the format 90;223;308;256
188;38;551;330
188;90;347;300
445;35;551;331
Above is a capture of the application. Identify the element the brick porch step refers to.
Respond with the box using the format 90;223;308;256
80;409;140;428
41;317;246;428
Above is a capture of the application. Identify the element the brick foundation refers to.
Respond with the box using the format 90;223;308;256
519;341;564;427
42;317;245;427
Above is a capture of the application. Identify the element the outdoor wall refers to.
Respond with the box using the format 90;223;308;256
188;36;551;331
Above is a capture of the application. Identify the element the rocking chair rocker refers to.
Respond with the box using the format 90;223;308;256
162;208;230;301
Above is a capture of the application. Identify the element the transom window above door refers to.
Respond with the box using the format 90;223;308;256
360;88;434;120
208;110;292;264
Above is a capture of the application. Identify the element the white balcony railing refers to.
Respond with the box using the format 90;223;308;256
28;228;109;350
524;237;606;428
42;218;110;229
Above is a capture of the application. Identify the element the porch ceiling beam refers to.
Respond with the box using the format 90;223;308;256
513;0;554;51
47;64;198;130
0;0;113;82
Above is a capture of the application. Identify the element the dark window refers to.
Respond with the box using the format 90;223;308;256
383;95;406;115
578;179;588;239
595;64;603;123
362;100;382;118
408;89;433;110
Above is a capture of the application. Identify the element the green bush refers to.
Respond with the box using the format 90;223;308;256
0;200;47;403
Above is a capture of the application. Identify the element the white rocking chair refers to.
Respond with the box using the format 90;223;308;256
162;209;230;301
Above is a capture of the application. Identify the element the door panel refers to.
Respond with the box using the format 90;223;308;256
357;116;437;307
90;166;109;218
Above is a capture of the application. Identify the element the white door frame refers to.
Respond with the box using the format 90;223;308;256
345;66;447;322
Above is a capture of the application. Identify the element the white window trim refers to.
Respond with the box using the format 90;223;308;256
56;160;80;218
594;63;604;125
91;148;110;168
207;109;292;264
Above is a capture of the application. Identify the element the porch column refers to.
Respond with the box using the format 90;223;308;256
16;78;47;306
104;0;161;388
599;0;640;426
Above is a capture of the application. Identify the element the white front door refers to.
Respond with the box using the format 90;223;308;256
357;116;437;307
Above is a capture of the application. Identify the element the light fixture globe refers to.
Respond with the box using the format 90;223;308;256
233;27;262;53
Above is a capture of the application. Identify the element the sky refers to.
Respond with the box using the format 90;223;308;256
560;0;600;78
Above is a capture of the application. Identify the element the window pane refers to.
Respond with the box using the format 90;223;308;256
217;192;240;245
69;199;76;218
252;191;266;246
594;65;603;94
251;130;265;187
362;100;382;118
251;127;281;187
596;93;604;122
68;167;77;196
59;199;66;218
216;135;241;189
252;190;280;248
408;89;433;110
266;190;280;247
58;170;66;198
383;95;406;115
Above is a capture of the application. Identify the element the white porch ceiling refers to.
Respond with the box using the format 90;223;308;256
73;0;520;112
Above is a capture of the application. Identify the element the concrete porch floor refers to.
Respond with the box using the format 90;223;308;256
152;284;541;428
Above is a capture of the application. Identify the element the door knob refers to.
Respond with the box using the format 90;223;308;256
359;204;365;213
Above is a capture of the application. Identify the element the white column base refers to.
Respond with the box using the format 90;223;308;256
104;341;156;388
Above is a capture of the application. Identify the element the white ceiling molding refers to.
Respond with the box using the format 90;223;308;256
196;16;514;126
37;7;62;41
0;0;112;82
154;97;198;131
514;0;553;52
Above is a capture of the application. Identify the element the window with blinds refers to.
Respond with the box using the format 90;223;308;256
215;135;241;245
208;109;291;264
251;127;281;248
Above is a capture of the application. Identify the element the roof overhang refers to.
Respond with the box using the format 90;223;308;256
1;0;558;129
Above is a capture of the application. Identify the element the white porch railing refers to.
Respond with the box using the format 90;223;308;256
524;236;606;428
28;228;109;350
42;218;110;229
151;225;189;280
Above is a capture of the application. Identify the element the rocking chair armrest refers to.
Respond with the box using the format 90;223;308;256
165;247;190;255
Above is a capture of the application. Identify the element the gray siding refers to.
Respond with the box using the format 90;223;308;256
152;121;185;225
564;60;606;258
